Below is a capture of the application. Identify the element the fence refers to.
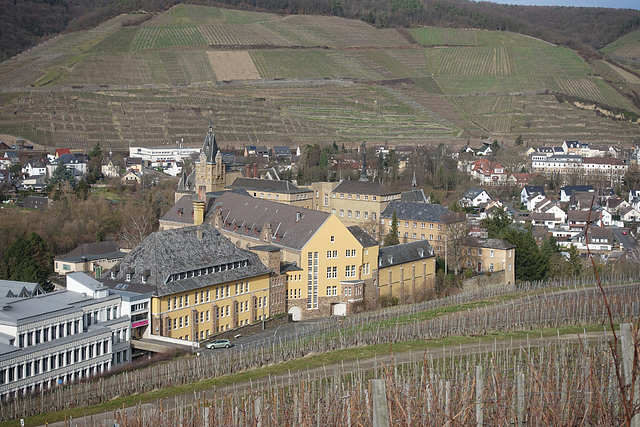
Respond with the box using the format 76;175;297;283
97;327;637;426
1;273;639;422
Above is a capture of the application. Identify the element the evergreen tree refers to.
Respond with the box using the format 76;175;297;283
502;226;548;282
481;206;512;238
541;235;561;257
87;142;103;184
383;211;400;247
567;245;582;277
49;162;75;186
515;134;524;146
0;233;53;291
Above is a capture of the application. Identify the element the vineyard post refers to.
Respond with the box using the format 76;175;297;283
445;380;451;425
620;323;640;427
476;365;483;426
255;395;262;427
516;371;524;426
371;379;389;427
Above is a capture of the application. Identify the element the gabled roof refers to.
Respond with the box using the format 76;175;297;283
582;157;627;166
378;240;434;268
100;224;270;297
228;177;311;194
400;189;429;203
561;185;594;195
567;210;595;222
209;192;331;251
331;180;399;197
347;225;378;247
160;191;246;226
55;148;71;158
55;241;125;263
381;201;457;223
523;185;545;196
461;188;489;199
55;153;84;164
272;146;291;156
465;237;515;250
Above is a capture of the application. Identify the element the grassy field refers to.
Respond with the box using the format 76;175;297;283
0;4;638;148
600;29;640;55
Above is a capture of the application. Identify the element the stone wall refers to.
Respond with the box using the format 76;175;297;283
462;270;508;293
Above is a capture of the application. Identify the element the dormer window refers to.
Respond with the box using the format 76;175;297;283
126;273;131;282
111;271;116;279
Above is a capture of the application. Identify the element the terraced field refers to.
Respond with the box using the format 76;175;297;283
0;3;637;150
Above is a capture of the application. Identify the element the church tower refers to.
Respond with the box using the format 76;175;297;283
194;116;226;193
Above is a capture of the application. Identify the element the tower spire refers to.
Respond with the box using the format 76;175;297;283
359;141;368;182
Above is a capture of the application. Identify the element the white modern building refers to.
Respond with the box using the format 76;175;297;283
129;145;200;165
0;273;130;401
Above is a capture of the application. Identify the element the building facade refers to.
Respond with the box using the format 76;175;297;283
0;273;130;401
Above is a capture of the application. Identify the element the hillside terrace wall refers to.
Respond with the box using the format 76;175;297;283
462;270;508;293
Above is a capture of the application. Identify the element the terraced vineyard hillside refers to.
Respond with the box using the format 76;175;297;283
0;4;638;150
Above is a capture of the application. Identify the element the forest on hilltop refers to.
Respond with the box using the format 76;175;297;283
2;0;640;62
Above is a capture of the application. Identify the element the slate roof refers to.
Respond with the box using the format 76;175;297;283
19;196;50;210
561;185;594;196
272;146;291;156
55;241;125;263
209;191;330;251
0;280;44;298
461;188;488;200
332;180;399;196
401;189;429;203
347;225;378;247
227;177;311;194
381;201;456;222
567;210;595;222
100;224;270;297
378;240;434;268
160;190;249;226
465;237;515;250
55;153;84;165
523;186;545;196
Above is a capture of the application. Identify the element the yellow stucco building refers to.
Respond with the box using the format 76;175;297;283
101;224;272;341
377;240;437;303
208;191;379;319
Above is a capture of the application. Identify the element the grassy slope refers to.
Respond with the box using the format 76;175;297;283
0;4;638;150
601;29;640;56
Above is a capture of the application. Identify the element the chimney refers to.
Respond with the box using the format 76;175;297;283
193;186;207;226
253;163;258;179
198;185;206;202
246;163;251;178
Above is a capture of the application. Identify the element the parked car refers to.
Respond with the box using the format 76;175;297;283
206;339;233;349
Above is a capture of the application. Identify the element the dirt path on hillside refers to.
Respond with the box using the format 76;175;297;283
40;330;611;427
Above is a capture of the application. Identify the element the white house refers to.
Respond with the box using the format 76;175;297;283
45;154;87;179
459;188;492;208
21;160;46;177
560;185;595;203
521;186;545;206
620;206;640;223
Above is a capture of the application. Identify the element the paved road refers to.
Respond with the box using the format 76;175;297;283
200;318;326;355
611;226;637;250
